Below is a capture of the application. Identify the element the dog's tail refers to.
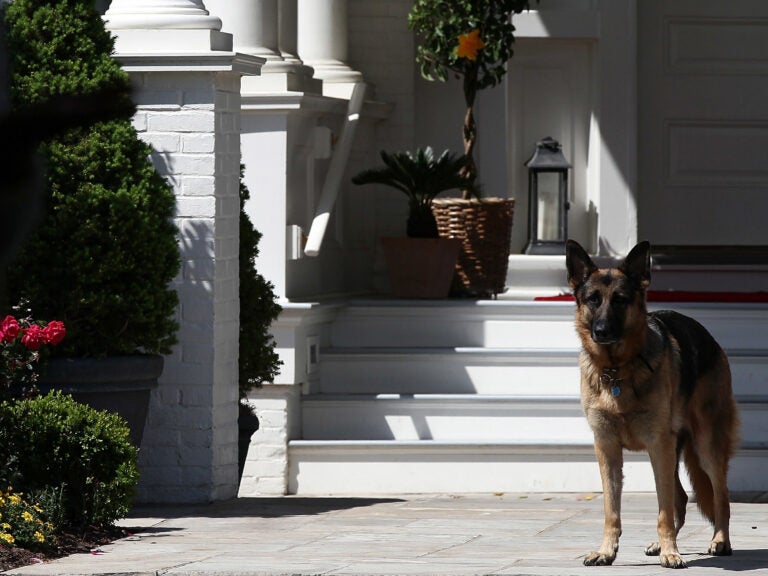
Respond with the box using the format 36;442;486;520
682;445;716;524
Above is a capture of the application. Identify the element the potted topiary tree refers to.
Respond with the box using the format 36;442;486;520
408;0;535;297
352;147;472;298
2;0;180;446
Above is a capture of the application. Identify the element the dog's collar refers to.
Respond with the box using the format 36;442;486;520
600;354;655;397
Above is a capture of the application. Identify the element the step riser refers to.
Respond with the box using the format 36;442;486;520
330;303;768;350
288;446;766;494
320;362;580;395
303;404;591;442
319;355;768;396
302;399;768;444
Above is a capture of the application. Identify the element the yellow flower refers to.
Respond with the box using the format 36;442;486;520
22;511;34;523
33;504;43;513
1;523;10;530
0;532;14;545
8;494;21;505
456;29;486;61
34;531;45;543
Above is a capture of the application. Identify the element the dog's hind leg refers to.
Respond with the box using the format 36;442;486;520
688;364;738;556
704;461;732;556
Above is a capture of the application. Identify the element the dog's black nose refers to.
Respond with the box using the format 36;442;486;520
592;322;617;344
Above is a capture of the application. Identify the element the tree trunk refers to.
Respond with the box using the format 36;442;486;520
461;64;479;199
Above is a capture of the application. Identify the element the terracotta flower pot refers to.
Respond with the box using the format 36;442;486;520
381;237;462;299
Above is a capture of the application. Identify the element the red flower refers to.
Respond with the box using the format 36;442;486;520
0;316;20;343
42;320;66;346
21;324;47;351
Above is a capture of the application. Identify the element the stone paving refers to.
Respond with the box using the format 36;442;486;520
5;493;768;576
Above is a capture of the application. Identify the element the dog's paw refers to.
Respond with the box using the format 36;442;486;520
660;552;687;569
708;540;732;556
645;541;660;556
583;551;615;566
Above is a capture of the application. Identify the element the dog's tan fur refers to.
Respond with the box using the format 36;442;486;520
566;240;740;569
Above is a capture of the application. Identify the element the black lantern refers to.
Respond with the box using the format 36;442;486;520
524;137;571;255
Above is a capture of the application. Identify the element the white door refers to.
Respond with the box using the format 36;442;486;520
638;0;768;246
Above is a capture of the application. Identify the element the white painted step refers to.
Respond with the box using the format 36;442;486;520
319;347;768;397
319;347;580;395
288;440;768;494
302;394;591;441
330;301;579;349
329;300;768;350
302;394;768;445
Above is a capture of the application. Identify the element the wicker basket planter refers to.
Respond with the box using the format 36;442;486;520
431;197;515;297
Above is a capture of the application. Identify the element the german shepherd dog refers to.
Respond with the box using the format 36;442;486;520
565;240;740;569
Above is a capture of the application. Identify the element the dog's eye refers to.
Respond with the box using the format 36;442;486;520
586;292;601;306
612;294;630;306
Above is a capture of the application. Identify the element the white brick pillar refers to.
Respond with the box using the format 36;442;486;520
104;1;263;503
297;0;362;98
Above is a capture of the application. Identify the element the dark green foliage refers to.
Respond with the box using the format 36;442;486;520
0;391;139;527
4;0;133;110
3;0;180;357
239;172;282;396
408;0;533;93
408;0;535;191
352;147;476;238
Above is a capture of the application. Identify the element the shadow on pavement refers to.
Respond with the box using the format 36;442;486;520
128;497;406;520
686;549;768;572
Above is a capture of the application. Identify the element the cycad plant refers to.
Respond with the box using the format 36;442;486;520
352;147;474;238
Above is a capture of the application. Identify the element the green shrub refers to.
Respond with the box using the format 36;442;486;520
239;170;282;396
0;392;139;527
3;0;180;358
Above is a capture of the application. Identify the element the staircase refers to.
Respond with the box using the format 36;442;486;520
288;299;768;495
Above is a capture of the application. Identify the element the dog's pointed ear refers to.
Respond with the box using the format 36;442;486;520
619;241;651;289
566;240;597;291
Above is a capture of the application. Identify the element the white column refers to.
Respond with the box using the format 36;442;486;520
297;0;362;98
278;0;301;65
104;0;221;30
205;0;318;92
204;0;284;66
104;0;232;52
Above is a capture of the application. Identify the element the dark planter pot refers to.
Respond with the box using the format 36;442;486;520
238;402;260;479
36;355;163;447
381;236;462;299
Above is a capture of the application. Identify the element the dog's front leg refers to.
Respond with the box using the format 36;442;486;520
584;439;623;566
649;439;686;569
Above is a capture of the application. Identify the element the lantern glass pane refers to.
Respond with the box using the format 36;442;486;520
535;172;562;241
